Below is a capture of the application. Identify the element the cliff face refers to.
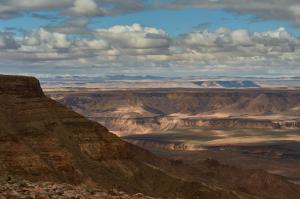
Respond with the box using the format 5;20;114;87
0;75;44;97
53;89;300;116
50;89;300;135
98;117;297;136
0;75;130;184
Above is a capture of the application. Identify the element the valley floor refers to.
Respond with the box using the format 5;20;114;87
124;127;300;185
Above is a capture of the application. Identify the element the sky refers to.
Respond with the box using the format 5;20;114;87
0;0;300;77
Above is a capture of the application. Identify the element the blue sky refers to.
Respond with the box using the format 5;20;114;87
0;0;300;77
1;8;300;37
91;8;300;37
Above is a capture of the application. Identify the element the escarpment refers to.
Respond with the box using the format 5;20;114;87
97;117;300;136
50;89;300;135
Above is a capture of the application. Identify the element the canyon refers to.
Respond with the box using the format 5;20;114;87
49;88;300;136
47;87;300;187
1;75;300;198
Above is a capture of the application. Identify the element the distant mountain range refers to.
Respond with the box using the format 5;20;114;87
38;75;300;90
193;80;260;88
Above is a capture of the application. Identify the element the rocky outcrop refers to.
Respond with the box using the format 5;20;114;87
0;75;44;97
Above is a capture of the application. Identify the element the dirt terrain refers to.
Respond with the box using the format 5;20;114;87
124;127;300;185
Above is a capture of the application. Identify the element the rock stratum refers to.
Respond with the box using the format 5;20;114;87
2;75;300;199
49;88;300;136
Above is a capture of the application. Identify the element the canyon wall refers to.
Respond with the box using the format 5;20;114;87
49;89;300;135
97;117;300;135
52;89;300;116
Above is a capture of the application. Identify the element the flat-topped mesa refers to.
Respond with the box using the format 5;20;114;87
0;75;44;97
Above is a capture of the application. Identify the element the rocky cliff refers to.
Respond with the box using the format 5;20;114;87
0;75;44;96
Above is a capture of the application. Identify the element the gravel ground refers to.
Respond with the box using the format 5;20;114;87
0;178;159;199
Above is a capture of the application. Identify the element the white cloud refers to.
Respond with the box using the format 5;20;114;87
230;30;252;46
74;39;110;50
66;0;106;16
0;24;300;76
22;28;71;51
95;24;170;49
178;27;299;55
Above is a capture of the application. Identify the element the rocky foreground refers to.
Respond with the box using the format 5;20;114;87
0;178;158;199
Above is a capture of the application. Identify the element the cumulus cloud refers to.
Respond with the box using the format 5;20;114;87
94;24;171;58
74;39;110;50
22;28;71;51
0;24;300;76
171;27;300;71
95;24;170;49
0;24;171;62
178;27;299;54
65;0;106;16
